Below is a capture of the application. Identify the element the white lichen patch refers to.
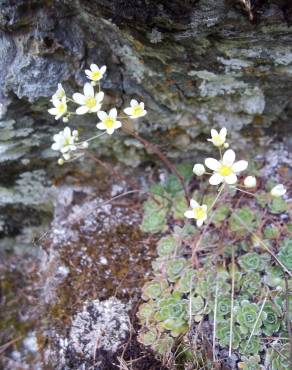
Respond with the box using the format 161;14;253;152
69;297;130;358
189;70;248;97
0;170;55;209
217;57;252;72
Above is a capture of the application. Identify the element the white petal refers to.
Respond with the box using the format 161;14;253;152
52;143;60;150
232;160;248;173
48;108;58;115
202;204;207;212
209;173;223;185
271;184;287;197
53;133;61;141
107;127;115;135
223;149;235;166
130;99;138;107
139;110;147;117
63;127;71;136
205;158;220;171
52;99;60;107
140;102;145;109
96;91;104;102
124;107;133;115
90;64;99;71
190;199;199;208
109;108;117;118
184;210;194;219
84;82;94;97
85;69;92;76
73;93;86;105
96;122;106;130
114;121;122;129
76;106;89;115
197;219;204;227
211;129;218;138
220;127;227;137
225;173;237;184
90;104;101;112
97;111;108;120
100;65;106;74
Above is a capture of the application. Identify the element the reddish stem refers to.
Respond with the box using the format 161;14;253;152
122;126;190;203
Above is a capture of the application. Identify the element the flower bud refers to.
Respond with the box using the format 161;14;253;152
193;163;205;176
62;116;69;123
244;176;256;188
82;141;89;148
224;142;229;149
270;184;287;197
58;158;65;166
72;130;79;137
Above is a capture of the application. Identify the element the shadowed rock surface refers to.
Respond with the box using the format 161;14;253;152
0;1;292;369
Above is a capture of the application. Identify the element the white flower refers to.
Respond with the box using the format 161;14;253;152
96;108;122;135
244;176;256;188
208;127;227;147
193;164;205;176
270;184;287;197
184;199;208;227
73;83;104;115
205;149;248;185
85;64;106;82
52;83;66;101
51;127;78;154
48;97;67;120
123;99;147;119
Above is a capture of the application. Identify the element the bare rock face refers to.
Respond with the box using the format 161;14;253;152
0;1;292;248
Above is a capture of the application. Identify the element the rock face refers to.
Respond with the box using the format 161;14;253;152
1;0;292;238
0;2;292;368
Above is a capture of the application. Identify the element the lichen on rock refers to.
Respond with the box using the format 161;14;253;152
69;297;130;358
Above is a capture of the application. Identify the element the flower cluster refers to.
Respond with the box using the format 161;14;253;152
48;64;147;164
185;127;287;227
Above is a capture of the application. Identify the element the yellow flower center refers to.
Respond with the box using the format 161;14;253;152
212;135;224;146
104;117;115;128
193;207;206;220
64;137;71;146
57;102;67;114
91;71;102;81
219;165;232;177
85;97;97;109
132;105;143;117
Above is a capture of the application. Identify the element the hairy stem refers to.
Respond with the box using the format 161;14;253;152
191;184;225;266
122;126;189;203
229;246;235;357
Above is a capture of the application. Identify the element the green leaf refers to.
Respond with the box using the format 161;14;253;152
269;198;288;214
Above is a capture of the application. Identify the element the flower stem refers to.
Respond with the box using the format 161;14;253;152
244;296;267;352
122;125;190;203
191;184;225;266
233;187;256;197
213;280;219;362
229;246;235;357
